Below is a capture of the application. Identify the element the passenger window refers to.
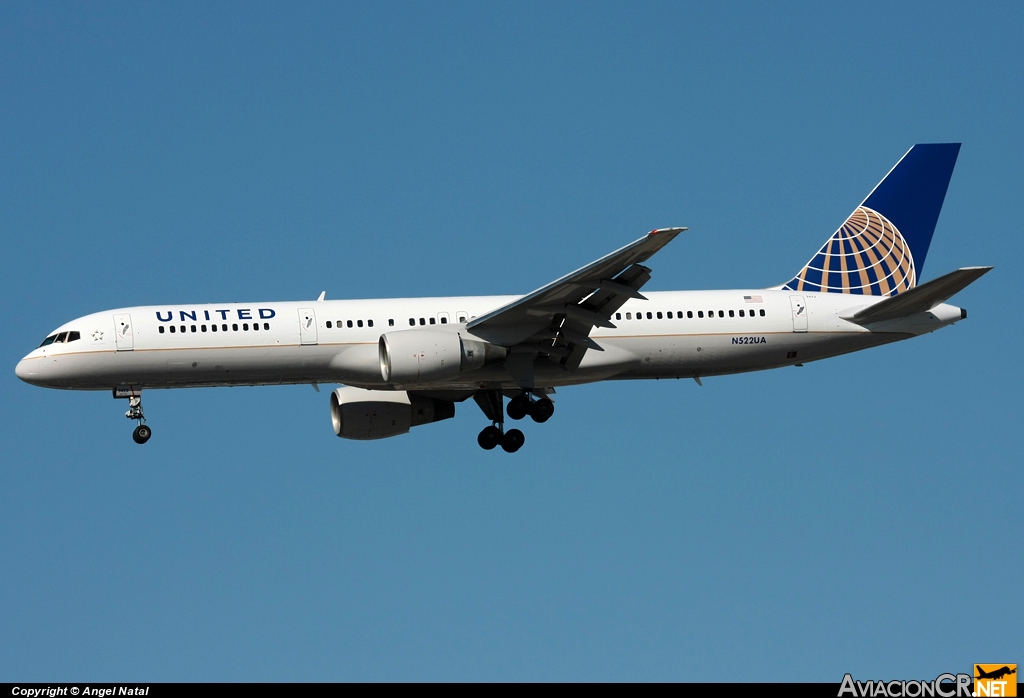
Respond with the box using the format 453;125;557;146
698;311;704;318
760;309;765;316
222;324;228;331
440;317;446;324
666;312;672;319
191;325;197;332
201;324;207;332
409;318;415;326
357;320;363;328
170;326;176;333
615;312;621;320
326;321;332;328
657;312;662;319
263;323;269;330
252;323;259;331
389;319;395;327
243;323;249;331
181;325;186;333
429;317;435;325
729;310;734;317
687;311;693;318
233;323;238;331
718;311;723;318
159;326;165;334
739;309;745;317
646;312;652;319
211;324;218;332
419;318;425;325
368;319;374;327
348;320;353;328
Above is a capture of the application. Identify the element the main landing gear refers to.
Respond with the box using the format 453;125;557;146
473;390;554;453
506;393;555;423
476;424;525;453
126;394;152;444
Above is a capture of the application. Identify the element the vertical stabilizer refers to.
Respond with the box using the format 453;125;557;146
782;143;960;296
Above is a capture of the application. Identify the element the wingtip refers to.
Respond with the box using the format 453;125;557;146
649;227;687;236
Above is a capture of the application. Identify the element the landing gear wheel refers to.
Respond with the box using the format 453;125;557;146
132;424;152;444
501;428;525;453
529;398;554;423
507;394;530;421
477;425;502;450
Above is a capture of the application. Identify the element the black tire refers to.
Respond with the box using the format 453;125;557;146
506;394;530;420
477;425;502;450
132;424;152;444
501;428;525;453
529;398;555;423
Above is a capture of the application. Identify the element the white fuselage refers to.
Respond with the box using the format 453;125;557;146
15;289;964;393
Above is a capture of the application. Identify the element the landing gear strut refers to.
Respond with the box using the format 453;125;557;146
126;395;152;444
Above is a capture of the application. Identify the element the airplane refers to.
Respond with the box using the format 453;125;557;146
15;143;991;453
975;666;1016;681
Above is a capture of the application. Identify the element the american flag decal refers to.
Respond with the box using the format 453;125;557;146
743;295;763;303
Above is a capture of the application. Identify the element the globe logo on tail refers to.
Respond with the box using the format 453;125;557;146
783;206;916;296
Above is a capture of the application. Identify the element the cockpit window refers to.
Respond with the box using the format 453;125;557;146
39;331;80;347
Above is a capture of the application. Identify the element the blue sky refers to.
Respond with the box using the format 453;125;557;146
1;1;1021;681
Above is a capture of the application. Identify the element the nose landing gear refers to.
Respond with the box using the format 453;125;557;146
132;424;152;444
125;394;152;444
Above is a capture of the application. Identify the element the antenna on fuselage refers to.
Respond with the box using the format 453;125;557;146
316;291;326;301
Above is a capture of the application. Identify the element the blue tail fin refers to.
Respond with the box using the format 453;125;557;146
782;143;961;296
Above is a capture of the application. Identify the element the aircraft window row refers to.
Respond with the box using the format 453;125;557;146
39;331;81;347
321;315;468;329
614;309;766;321
158;323;271;334
408;316;449;326
327;319;375;329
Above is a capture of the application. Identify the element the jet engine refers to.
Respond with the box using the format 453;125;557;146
378;330;506;384
330;386;455;440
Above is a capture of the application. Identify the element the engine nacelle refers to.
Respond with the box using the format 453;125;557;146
378;330;506;384
330;386;455;440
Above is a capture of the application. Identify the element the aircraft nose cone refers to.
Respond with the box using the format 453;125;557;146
15;357;36;384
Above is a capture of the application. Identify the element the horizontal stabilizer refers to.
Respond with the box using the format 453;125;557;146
842;266;992;324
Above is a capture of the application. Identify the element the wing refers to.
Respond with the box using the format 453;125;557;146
467;228;686;373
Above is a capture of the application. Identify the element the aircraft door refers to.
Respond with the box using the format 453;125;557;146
113;313;134;350
298;308;318;345
789;296;808;332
